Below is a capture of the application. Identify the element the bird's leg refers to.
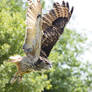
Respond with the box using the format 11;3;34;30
10;72;23;84
18;74;23;83
10;72;19;84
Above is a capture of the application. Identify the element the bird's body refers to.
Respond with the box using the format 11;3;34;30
9;0;74;84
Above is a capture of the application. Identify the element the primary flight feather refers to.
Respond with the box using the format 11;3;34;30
41;1;73;57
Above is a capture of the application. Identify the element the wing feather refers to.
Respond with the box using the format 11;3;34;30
41;1;74;57
23;0;42;59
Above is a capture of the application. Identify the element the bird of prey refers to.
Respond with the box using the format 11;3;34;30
9;0;74;84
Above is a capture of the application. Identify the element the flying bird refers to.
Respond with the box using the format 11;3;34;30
9;0;74;84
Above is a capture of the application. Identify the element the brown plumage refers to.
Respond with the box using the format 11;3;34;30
9;0;74;84
41;1;74;57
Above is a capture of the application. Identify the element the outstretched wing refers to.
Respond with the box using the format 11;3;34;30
23;0;42;58
40;1;74;57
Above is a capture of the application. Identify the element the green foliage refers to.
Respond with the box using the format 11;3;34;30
0;0;25;63
0;62;51;92
47;29;89;92
0;0;92;92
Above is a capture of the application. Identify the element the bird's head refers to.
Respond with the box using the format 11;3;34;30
9;55;23;72
9;55;22;64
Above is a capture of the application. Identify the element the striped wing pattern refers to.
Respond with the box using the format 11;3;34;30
41;1;74;57
23;0;42;59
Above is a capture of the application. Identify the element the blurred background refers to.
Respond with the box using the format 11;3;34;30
0;0;92;92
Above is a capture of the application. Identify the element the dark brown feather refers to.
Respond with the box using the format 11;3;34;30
41;1;74;57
